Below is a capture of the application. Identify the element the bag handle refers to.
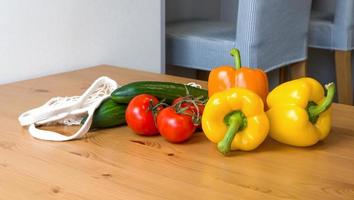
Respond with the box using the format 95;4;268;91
27;103;98;141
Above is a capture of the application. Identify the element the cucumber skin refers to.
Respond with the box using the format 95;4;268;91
82;98;127;129
111;81;208;104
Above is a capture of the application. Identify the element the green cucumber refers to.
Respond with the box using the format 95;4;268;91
82;98;127;129
111;81;208;104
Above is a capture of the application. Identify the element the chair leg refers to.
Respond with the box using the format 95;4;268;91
279;67;288;83
289;60;307;80
335;50;353;105
196;70;210;81
166;65;198;79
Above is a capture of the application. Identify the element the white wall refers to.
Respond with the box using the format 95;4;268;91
0;0;164;84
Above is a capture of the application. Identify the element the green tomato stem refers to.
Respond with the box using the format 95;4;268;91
217;111;245;155
307;82;336;123
230;48;241;70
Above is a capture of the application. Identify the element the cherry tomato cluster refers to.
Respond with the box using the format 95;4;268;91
125;94;205;143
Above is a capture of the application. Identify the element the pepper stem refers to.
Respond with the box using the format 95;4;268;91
307;82;336;123
230;48;241;70
217;111;245;155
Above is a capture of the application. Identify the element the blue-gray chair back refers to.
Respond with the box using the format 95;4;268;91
236;0;312;72
166;0;312;73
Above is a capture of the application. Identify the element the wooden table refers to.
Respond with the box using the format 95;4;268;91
1;65;354;200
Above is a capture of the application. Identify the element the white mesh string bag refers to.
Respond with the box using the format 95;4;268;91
18;76;119;141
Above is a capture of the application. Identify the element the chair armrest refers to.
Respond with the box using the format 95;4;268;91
235;0;312;71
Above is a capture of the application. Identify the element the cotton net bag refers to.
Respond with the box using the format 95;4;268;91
18;76;118;141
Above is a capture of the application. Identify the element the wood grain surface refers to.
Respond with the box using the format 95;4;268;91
1;65;354;200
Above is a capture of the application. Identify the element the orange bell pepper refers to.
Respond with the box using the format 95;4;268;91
208;48;269;105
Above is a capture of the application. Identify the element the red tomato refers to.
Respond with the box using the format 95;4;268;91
126;94;160;136
157;107;197;143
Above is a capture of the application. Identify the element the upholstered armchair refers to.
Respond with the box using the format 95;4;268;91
309;0;354;104
166;0;312;82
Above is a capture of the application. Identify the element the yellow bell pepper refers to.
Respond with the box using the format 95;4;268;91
202;88;269;155
266;78;335;147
